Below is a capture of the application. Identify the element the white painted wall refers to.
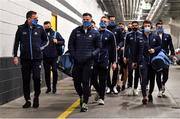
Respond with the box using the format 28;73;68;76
65;0;104;24
0;0;104;57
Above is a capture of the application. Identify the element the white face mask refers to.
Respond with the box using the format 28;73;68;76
144;27;151;33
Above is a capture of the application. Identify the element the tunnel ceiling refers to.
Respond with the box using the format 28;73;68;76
148;0;180;23
97;0;155;22
97;0;180;23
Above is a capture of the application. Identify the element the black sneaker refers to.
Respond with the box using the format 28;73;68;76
46;88;51;94
148;95;153;103
80;103;88;112
121;85;125;91
80;97;83;107
52;88;56;94
22;101;31;108
33;97;39;108
142;98;148;105
117;85;121;93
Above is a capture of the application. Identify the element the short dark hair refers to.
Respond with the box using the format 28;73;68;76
156;22;162;26
101;16;108;19
158;20;163;24
82;13;92;17
143;20;152;25
132;21;139;25
119;22;125;25
108;15;115;19
44;21;51;25
26;11;37;19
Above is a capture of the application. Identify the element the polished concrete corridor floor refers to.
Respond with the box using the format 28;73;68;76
0;66;180;118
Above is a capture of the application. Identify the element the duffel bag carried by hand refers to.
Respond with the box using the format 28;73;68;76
151;50;172;72
57;51;74;77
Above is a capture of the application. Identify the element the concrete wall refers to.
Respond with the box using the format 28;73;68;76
0;0;104;104
169;18;180;49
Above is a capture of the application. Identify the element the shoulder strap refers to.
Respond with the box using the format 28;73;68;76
53;32;57;39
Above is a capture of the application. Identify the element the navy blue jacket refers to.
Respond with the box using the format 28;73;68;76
124;31;144;64
95;29;117;67
143;32;161;63
13;21;49;60
107;25;124;48
158;33;175;55
43;29;65;58
68;26;102;63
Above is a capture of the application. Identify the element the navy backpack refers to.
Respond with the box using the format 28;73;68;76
151;50;172;72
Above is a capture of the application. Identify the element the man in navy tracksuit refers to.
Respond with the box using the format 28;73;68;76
13;11;49;108
68;13;101;112
140;20;161;104
117;22;128;92
156;22;175;96
124;21;144;96
43;21;65;94
106;15;124;94
91;16;117;105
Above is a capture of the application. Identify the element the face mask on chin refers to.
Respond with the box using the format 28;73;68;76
144;27;151;33
45;28;51;32
99;21;107;29
82;21;92;28
128;28;132;32
108;21;116;27
157;27;164;34
31;19;38;26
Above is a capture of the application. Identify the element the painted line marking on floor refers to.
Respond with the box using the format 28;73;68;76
57;98;80;119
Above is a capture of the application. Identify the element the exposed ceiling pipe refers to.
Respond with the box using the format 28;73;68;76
119;0;125;21
129;0;133;19
146;0;168;21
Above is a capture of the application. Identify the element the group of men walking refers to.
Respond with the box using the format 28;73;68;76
13;11;175;112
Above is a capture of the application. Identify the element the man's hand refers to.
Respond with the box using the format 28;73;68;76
120;47;124;51
112;63;117;71
123;57;127;64
148;48;155;54
171;55;177;62
132;62;137;69
13;57;19;65
53;39;58;44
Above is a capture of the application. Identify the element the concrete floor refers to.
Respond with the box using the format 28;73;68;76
0;66;180;118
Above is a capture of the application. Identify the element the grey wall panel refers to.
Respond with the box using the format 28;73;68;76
30;0;81;26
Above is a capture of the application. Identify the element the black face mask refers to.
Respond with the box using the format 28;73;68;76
132;28;138;31
45;28;51;32
128;28;132;32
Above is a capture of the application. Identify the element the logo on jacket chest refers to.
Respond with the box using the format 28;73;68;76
48;32;51;36
89;35;92;38
22;32;27;35
34;32;38;35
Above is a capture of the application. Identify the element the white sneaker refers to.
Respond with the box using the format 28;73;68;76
126;87;133;96
106;87;111;94
162;85;165;93
133;89;138;96
98;99;104;105
94;93;99;101
113;86;118;94
157;90;163;98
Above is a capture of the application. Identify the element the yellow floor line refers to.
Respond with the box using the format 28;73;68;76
57;98;80;119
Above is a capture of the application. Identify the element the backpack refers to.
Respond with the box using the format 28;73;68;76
57;51;74;77
53;32;65;56
151;50;172;72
